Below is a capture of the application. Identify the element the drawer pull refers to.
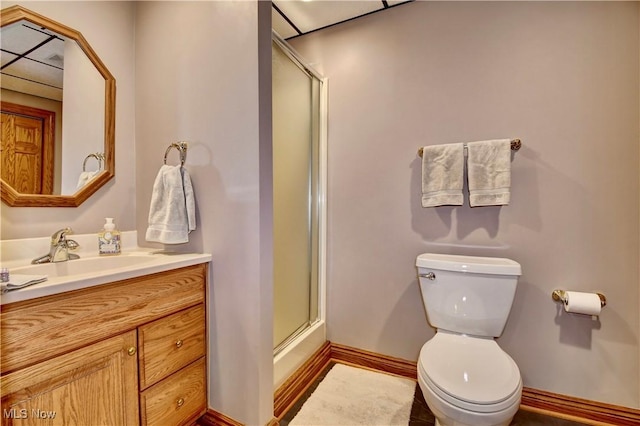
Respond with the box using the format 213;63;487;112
127;346;137;356
175;339;184;348
176;397;185;408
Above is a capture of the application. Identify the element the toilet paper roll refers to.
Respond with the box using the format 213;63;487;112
563;291;602;316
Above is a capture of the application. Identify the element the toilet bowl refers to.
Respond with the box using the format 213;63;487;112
417;332;522;426
416;253;522;426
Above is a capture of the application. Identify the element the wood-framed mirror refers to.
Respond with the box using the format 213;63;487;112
0;5;115;207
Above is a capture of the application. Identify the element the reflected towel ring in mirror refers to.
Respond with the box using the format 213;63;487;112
164;142;188;166
83;153;104;172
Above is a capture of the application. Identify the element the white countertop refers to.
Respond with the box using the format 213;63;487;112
0;231;211;305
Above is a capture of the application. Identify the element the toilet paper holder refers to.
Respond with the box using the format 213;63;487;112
552;289;606;308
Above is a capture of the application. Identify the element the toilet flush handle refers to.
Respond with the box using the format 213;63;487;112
419;272;436;280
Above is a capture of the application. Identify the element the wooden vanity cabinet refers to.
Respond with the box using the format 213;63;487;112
0;263;208;426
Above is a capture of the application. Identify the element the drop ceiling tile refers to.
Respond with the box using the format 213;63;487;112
273;0;383;34
0;51;19;68
272;7;299;39
1;22;53;54
5;59;62;88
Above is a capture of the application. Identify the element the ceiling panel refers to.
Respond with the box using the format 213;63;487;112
273;0;413;39
272;7;298;39
1;21;65;99
274;1;382;34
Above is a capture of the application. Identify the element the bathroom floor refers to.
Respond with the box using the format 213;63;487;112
280;362;590;426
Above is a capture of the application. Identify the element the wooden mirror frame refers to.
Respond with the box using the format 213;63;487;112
0;5;115;207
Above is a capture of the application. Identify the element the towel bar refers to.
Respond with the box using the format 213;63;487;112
164;141;188;166
417;139;521;158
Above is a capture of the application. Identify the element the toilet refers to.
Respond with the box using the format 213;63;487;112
416;253;523;426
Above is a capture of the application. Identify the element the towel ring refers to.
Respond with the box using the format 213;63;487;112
83;153;104;172
164;142;188;166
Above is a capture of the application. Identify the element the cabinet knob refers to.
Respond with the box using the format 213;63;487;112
127;346;137;356
175;340;183;348
176;397;185;408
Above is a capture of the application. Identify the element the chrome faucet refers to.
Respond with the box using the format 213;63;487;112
32;228;80;264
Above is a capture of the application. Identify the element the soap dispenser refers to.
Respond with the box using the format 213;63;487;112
98;217;121;255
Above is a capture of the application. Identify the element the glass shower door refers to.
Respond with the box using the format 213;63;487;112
272;38;321;353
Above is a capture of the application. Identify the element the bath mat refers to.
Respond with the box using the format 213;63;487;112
289;363;415;426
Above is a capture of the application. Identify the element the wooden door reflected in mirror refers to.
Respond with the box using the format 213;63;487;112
1;102;55;195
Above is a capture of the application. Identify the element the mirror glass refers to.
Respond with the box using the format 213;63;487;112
0;5;115;207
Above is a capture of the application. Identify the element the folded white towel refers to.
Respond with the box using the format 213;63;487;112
145;165;196;244
1;274;48;293
76;171;98;189
466;139;511;207
421;143;464;207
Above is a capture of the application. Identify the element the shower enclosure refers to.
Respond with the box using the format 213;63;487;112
272;33;326;387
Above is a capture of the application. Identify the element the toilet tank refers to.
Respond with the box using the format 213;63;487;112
416;253;521;338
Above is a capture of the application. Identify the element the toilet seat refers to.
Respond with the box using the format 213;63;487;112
418;332;522;413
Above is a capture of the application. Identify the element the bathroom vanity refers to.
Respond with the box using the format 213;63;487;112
0;243;211;426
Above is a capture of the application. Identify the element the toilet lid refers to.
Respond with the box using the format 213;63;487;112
419;333;521;406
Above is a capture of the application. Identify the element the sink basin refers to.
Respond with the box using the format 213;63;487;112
11;254;157;278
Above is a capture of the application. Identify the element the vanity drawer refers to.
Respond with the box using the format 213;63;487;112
140;358;206;426
138;304;206;389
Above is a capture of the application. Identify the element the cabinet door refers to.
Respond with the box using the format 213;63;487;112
1;331;139;426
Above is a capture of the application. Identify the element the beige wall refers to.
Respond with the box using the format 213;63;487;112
61;39;105;195
0;1;137;239
134;2;274;424
291;1;640;408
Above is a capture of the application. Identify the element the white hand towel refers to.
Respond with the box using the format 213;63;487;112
76;171;98;189
1;274;47;293
421;143;464;207
145;165;196;244
466;139;511;207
